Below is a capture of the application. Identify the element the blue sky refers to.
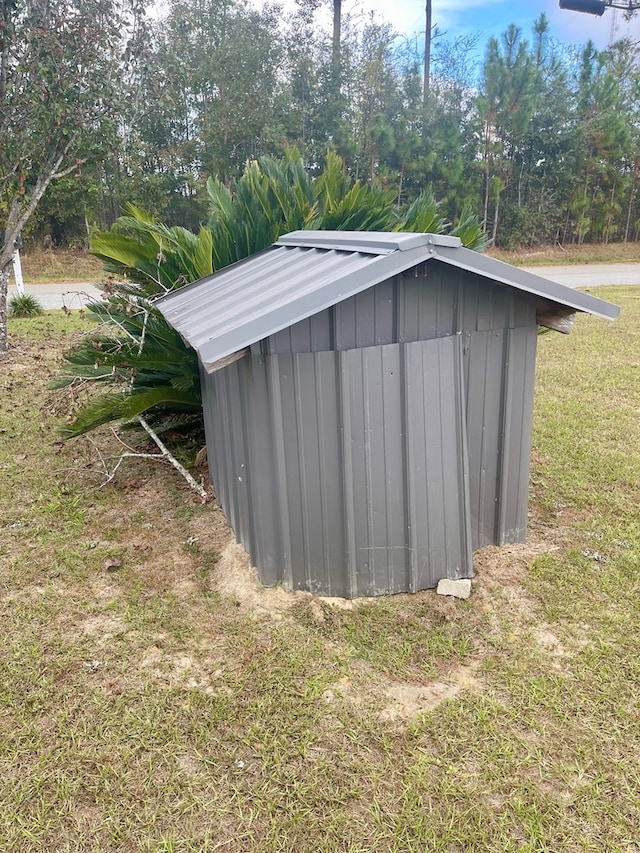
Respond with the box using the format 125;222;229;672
382;0;639;49
263;1;640;53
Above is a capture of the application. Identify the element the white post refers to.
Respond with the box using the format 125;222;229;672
12;249;25;296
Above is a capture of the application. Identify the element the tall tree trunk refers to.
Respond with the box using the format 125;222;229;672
0;197;21;353
492;190;500;245
330;0;342;145
423;0;432;107
397;161;405;208
421;0;432;145
332;0;341;83
482;125;491;230
624;174;635;243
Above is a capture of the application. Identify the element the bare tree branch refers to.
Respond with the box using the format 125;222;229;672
138;416;209;501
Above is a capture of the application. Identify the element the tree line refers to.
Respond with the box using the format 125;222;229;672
4;0;640;256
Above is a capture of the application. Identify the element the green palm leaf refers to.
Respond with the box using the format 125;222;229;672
61;387;201;439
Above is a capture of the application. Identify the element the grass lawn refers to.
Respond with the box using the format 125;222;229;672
1;290;639;852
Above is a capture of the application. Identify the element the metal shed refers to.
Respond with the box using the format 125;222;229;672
157;231;619;598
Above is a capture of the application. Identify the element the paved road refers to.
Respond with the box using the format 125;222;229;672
7;262;640;310
520;263;640;288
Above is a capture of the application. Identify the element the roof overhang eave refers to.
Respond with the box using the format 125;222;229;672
433;246;621;322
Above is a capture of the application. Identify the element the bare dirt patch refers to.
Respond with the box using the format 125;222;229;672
215;541;302;619
378;664;481;722
80;613;127;640
321;660;482;724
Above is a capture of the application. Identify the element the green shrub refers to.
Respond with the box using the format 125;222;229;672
8;294;45;318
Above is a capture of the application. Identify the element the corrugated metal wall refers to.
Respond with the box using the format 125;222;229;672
251;262;535;355
203;263;538;596
205;337;473;597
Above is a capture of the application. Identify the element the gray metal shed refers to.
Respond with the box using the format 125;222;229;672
157;231;619;598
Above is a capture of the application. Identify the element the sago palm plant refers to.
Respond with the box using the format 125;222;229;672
57;149;487;439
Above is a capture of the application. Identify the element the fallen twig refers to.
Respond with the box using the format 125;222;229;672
138;416;209;501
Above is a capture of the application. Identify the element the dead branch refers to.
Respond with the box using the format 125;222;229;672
138;416;209;501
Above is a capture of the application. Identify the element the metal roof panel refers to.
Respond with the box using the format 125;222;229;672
433;246;621;321
276;230;461;252
156;231;620;369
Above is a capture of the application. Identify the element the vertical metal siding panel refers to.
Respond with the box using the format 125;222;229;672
459;277;480;331
237;358;259;562
336;280;396;351
340;349;369;594
497;326;538;544
338;350;358;598
492;286;510;329
266;355;294;587
418;342;446;576
289;319;313;353
405;336;473;589
329;281;397;351
421;264;457;339
274;351;347;593
513;294;537;327
378;346;408;591
463;330;505;549
475;281;496;330
272;354;304;588
354;288;376;347
309;311;332;351
398;266;458;344
340;345;406;596
263;310;332;354
265;327;291;354
207;370;234;524
314;352;347;597
289;351;345;593
439;338;473;571
417;277;439;340
517;328;538;531
374;279;395;344
435;269;458;337
293;353;344;594
223;363;244;544
211;368;234;526
243;356;284;585
291;352;324;591
199;366;218;492
364;345;404;594
405;341;434;589
224;362;252;553
334;294;357;350
397;279;420;343
473;278;510;331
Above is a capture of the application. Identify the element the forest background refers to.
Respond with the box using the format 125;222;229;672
3;0;640;256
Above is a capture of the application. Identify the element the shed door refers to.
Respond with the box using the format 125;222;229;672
341;335;473;596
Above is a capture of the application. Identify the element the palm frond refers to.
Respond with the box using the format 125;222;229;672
61;387;202;439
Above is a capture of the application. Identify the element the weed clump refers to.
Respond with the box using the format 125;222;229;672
8;293;44;318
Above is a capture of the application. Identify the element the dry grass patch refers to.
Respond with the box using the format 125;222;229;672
17;248;105;283
489;242;640;266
